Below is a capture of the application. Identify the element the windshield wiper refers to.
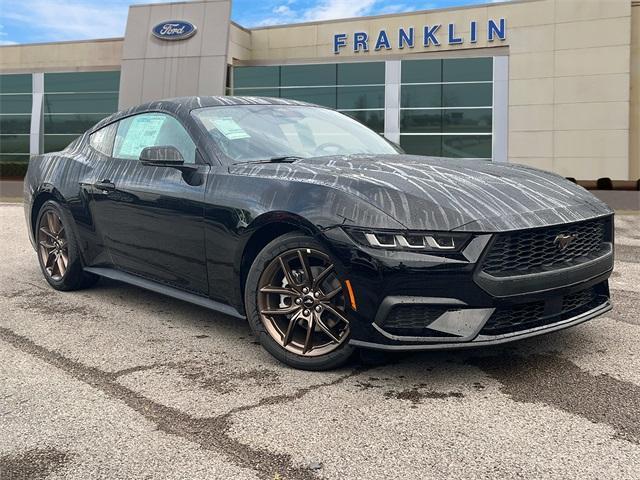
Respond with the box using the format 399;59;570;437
237;156;304;165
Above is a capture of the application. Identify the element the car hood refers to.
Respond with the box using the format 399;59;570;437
228;155;612;232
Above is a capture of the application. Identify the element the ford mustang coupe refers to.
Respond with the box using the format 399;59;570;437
24;96;614;370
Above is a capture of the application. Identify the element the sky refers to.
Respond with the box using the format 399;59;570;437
0;0;506;45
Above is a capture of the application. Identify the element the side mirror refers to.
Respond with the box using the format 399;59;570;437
139;146;185;167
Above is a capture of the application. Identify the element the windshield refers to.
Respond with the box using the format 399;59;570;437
192;105;399;164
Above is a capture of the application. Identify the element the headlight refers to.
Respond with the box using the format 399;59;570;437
343;228;472;253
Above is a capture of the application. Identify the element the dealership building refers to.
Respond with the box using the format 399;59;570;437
0;0;638;181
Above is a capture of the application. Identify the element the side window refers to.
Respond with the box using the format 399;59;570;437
113;113;196;163
89;123;117;156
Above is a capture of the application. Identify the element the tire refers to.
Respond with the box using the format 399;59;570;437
35;200;98;291
245;232;355;370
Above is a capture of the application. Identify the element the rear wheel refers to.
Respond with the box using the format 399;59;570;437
245;233;354;370
35;200;98;291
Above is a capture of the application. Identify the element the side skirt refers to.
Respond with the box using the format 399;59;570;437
84;267;245;320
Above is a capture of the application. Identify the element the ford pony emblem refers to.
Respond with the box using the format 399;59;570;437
554;233;576;251
152;21;197;41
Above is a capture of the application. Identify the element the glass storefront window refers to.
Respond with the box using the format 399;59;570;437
234;66;279;88
0;74;32;171
282;87;337;108
443;83;492;108
338;62;385;85
400;57;493;159
0;134;30;154
443;58;492;82
401;110;442;133
44;71;120;93
337;86;384;110
400;135;492;159
43;71;120;153
0;94;32;114
443;109;492;133
0;115;31;135
44;92;119;114
0;153;30;163
0;74;32;93
231;57;494;159
399;135;443;157
442;135;492;158
401;59;441;84
281;64;336;86
401;84;441;108
233;62;385;134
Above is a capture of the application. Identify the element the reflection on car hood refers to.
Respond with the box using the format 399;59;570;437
228;154;613;231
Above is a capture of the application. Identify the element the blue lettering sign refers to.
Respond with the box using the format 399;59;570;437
470;21;478;43
375;30;392;50
399;27;415;49
423;24;441;47
334;33;348;54
448;23;463;44
332;18;507;53
488;18;506;41
354;32;369;52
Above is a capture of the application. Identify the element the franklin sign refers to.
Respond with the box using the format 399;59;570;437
152;21;197;41
333;18;506;54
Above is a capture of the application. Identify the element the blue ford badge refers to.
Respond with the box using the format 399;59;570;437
152;21;197;41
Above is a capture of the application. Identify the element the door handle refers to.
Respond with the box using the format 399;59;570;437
94;179;115;193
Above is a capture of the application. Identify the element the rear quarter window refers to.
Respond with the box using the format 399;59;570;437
89;123;117;156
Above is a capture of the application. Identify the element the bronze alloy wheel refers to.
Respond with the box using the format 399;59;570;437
257;248;350;357
38;210;69;281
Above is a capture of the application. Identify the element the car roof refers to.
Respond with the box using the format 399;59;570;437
91;96;317;133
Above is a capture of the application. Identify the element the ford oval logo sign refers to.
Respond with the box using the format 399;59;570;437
152;21;197;41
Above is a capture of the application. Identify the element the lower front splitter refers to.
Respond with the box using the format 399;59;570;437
349;300;612;351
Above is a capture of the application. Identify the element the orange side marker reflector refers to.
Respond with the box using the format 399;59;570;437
344;279;357;311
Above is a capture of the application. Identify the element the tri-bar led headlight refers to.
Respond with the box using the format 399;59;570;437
343;228;472;253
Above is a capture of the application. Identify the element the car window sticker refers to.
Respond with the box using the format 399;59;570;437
212;117;251;140
118;114;167;158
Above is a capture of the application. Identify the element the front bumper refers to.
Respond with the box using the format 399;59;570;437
350;295;611;351
319;218;614;351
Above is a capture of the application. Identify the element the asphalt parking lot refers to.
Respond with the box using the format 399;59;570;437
1;203;639;479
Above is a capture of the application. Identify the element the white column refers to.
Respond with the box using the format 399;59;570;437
30;73;44;156
492;56;509;163
384;60;401;145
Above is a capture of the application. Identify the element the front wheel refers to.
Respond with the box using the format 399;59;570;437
245;233;355;370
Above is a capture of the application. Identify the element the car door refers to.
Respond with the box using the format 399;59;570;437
90;112;210;295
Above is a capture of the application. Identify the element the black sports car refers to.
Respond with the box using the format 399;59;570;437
24;96;614;370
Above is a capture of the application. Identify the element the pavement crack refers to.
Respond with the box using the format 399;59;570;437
0;326;365;479
225;367;369;418
468;352;640;445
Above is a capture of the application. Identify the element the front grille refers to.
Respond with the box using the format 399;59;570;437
562;288;598;312
481;286;604;336
483;302;546;334
482;218;609;277
381;305;453;337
